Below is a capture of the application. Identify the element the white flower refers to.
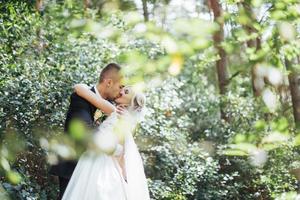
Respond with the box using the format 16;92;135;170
94;109;103;121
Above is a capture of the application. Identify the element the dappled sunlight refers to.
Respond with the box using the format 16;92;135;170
262;88;278;112
1;0;300;199
249;149;268;167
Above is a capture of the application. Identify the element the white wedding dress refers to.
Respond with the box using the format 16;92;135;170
62;112;150;200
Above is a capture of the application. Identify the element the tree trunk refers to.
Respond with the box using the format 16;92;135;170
84;0;91;10
35;0;47;52
36;0;43;13
286;59;300;127
241;1;261;97
208;0;229;121
141;0;149;22
241;1;257;49
240;1;262;97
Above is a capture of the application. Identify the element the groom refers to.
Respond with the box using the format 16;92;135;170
49;63;124;199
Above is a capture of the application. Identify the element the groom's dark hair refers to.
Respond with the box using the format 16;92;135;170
99;63;121;83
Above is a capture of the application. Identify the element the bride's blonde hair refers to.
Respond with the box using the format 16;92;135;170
131;92;146;112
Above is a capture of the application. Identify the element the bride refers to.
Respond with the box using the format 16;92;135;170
62;84;150;200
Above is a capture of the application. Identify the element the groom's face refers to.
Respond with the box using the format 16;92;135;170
106;73;123;100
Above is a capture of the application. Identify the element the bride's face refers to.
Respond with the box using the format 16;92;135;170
114;86;133;105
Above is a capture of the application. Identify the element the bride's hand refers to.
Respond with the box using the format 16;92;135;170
116;104;129;116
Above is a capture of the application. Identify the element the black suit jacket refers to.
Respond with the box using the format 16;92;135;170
49;87;98;178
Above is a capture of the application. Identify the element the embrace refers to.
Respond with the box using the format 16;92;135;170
49;63;150;200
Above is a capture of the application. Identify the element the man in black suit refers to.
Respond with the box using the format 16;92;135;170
49;63;124;199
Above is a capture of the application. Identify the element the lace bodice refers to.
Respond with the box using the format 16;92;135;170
93;111;124;156
96;111;118;131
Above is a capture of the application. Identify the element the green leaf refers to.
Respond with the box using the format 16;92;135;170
229;143;257;152
69;119;87;141
261;132;289;144
293;134;300;146
222;149;248;156
234;134;247;143
6;171;22;185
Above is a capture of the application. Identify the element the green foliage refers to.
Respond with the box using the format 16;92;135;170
1;0;300;199
138;78;242;199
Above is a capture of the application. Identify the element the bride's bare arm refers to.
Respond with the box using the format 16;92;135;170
74;84;115;114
